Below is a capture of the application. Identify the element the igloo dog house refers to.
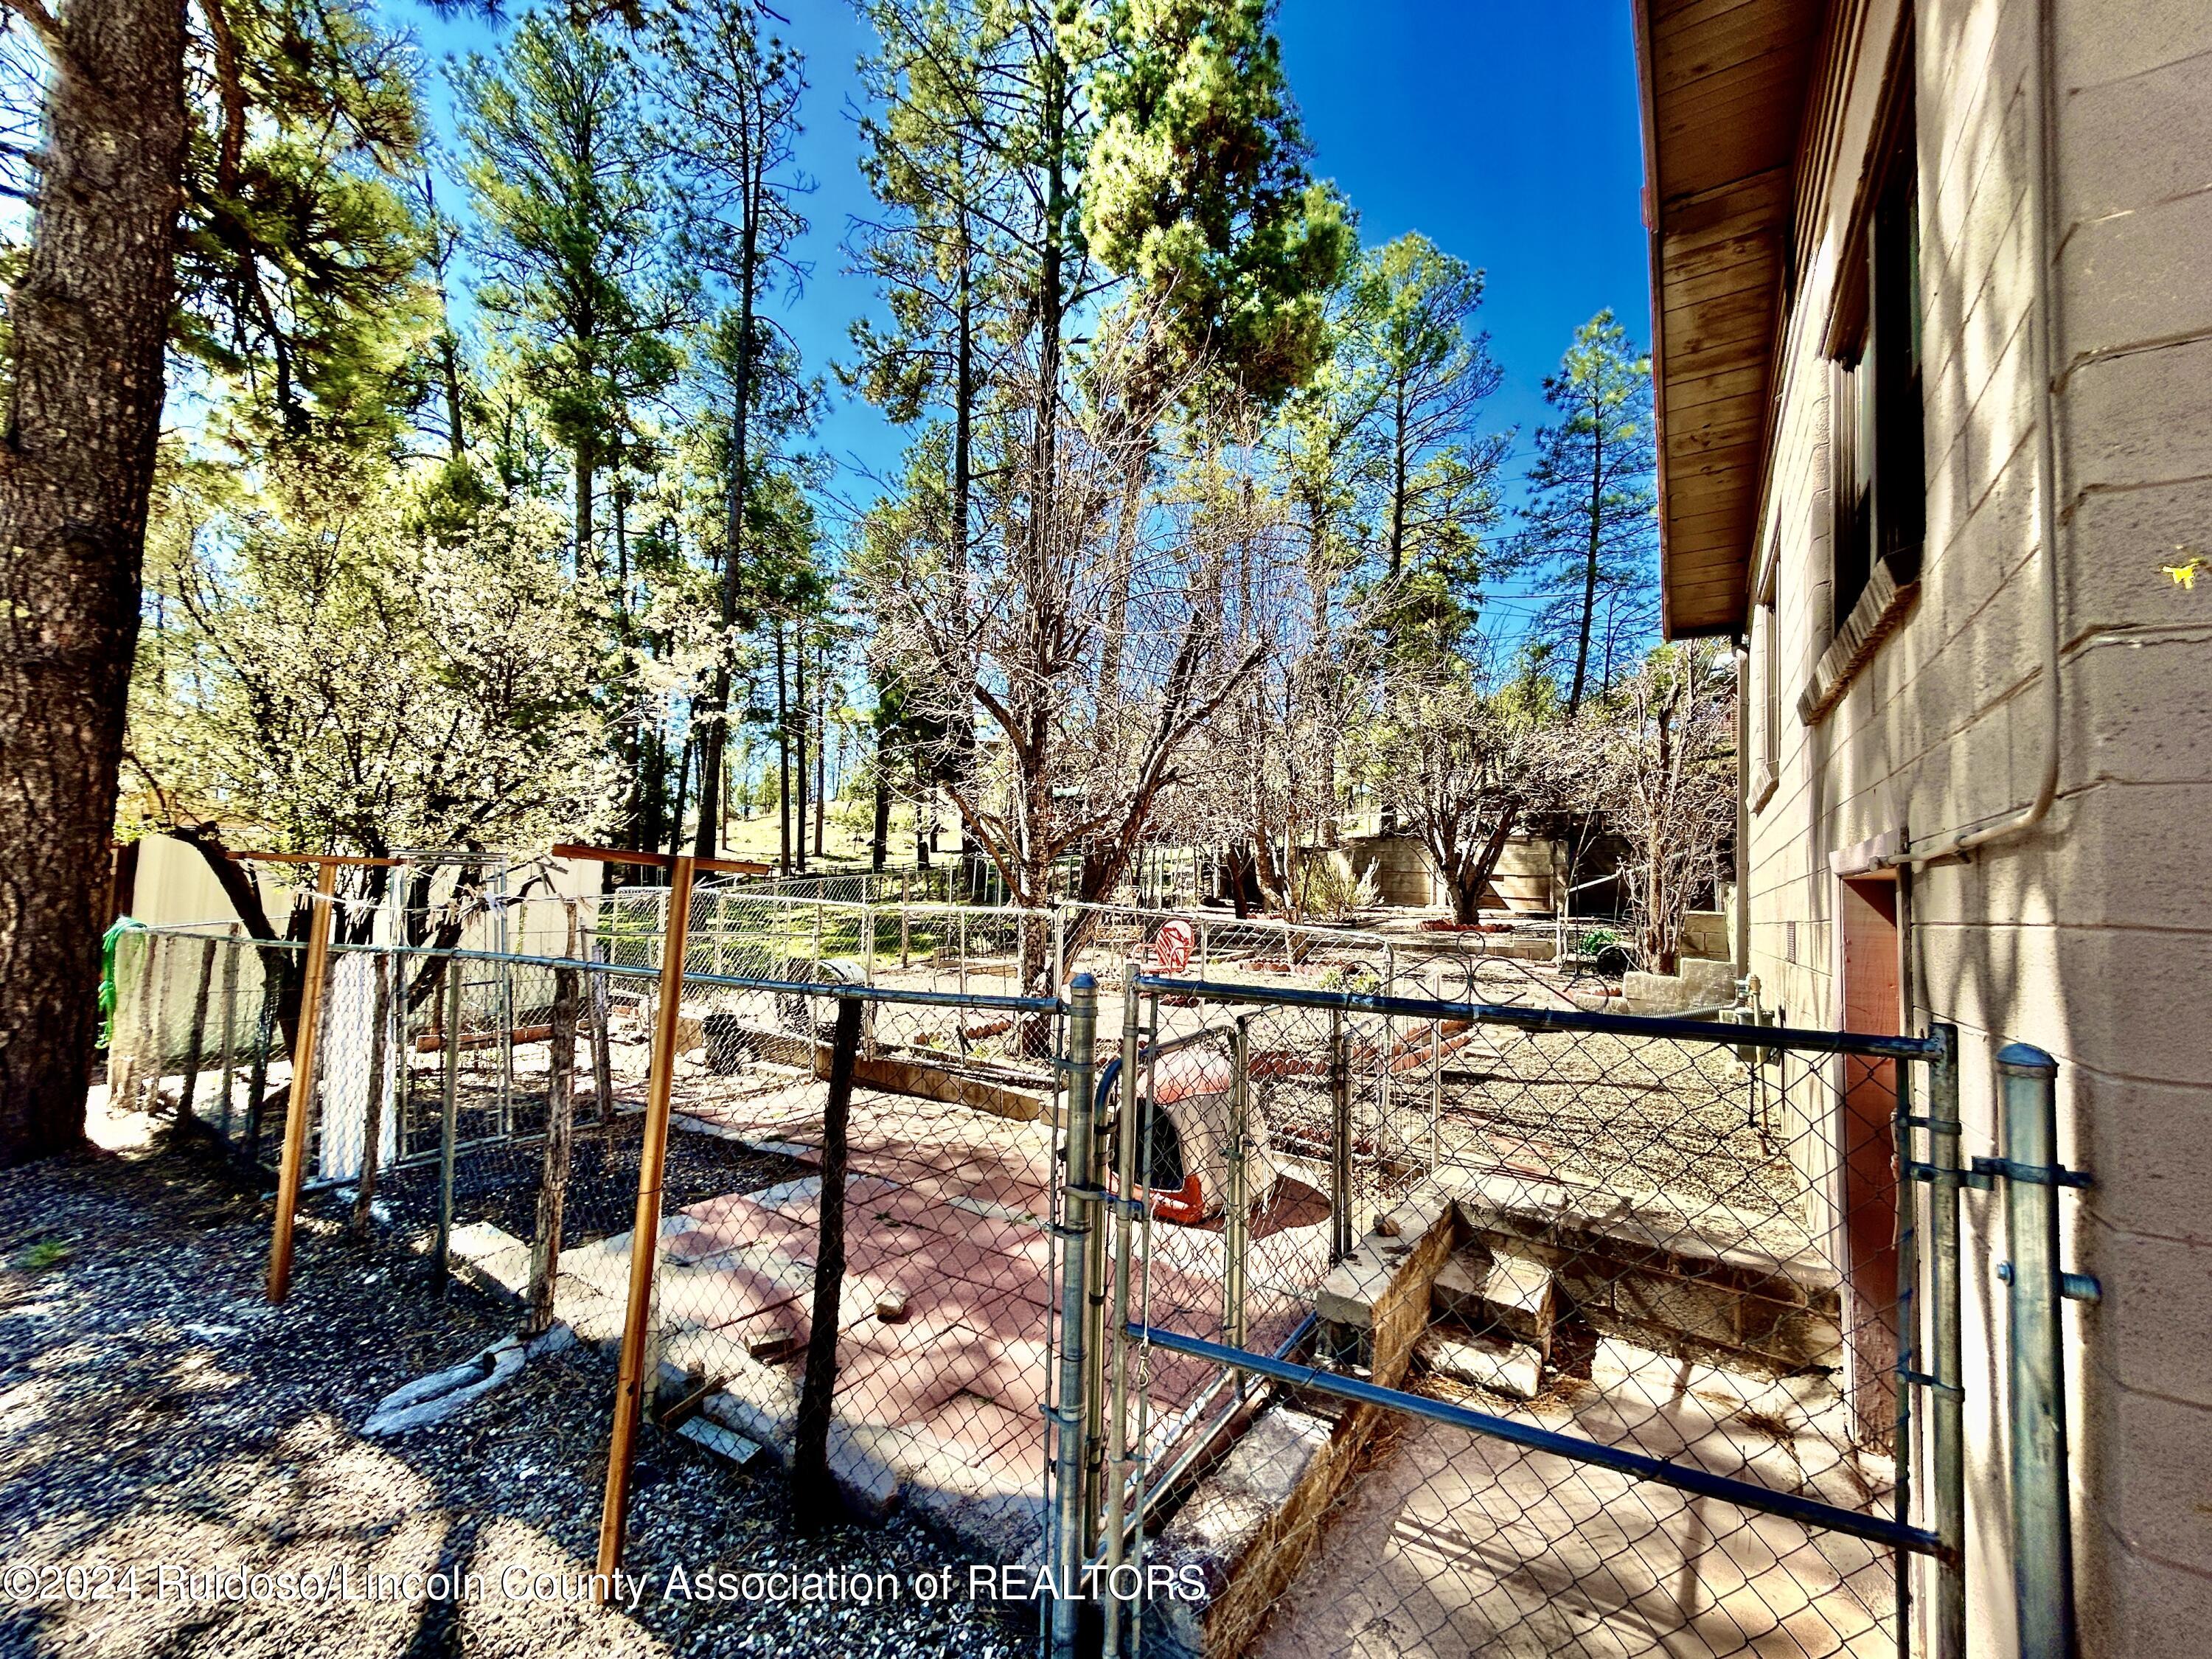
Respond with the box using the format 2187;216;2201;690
1133;1046;1279;1225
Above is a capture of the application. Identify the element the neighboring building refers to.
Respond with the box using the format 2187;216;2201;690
1635;0;2211;1653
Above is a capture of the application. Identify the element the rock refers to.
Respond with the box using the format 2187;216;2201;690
675;1415;767;1468
874;1289;908;1323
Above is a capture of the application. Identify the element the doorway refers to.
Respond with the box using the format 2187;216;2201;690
1837;873;1902;1444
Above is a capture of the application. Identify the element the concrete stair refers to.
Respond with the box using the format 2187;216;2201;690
1430;1241;1559;1357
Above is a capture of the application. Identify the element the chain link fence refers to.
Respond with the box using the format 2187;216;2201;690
1093;975;1944;1659
103;917;1084;1601
111;891;1918;1659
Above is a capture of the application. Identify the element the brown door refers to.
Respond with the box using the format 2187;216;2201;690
1838;874;1902;1444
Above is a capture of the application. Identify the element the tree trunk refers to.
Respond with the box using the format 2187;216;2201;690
0;0;189;1166
812;639;827;859
774;618;791;874
667;734;693;860
1568;395;1604;719
349;953;392;1237
1447;814;1518;927
869;742;891;873
526;963;579;1338
792;621;808;872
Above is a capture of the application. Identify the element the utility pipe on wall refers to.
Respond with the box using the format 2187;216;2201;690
1885;0;2064;870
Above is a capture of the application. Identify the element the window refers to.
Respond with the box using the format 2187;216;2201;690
1801;43;1924;726
1833;95;1924;616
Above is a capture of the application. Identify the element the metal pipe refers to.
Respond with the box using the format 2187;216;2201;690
1883;0;2064;871
1133;972;1939;1060
1891;1059;1920;1656
1096;1312;1322;1567
1225;1018;1250;1354
1136;1324;1947;1558
1100;979;1144;1655
1999;1043;2076;1658
1927;1025;1966;1659
434;957;464;1289
1329;1010;1352;1261
1049;974;1099;1659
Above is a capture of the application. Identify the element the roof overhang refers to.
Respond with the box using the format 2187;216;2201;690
1632;0;1826;639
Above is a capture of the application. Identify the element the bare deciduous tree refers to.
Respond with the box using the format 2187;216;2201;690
1612;641;1736;973
856;317;1266;1000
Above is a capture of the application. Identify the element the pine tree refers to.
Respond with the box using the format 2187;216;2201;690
0;0;476;1163
649;1;814;856
452;14;690;585
1338;233;1507;586
1506;310;1658;718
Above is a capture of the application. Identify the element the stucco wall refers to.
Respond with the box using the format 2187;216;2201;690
1741;1;2212;1650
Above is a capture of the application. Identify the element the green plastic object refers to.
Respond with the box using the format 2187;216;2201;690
99;917;145;1050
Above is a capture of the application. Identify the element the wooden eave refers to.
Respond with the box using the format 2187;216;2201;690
1632;0;1826;639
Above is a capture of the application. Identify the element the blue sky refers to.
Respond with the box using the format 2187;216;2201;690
418;0;1654;598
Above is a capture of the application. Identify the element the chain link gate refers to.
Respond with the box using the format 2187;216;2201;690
1053;973;1966;1659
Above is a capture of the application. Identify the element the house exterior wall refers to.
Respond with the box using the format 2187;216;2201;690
1739;1;2212;1651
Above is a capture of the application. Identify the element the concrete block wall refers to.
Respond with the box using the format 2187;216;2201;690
1741;0;2212;1649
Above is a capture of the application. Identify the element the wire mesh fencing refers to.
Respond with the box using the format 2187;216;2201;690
604;969;1075;1568
1090;975;1947;1659
107;924;295;1169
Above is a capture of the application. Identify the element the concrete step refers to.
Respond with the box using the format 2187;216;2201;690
1430;1242;1559;1357
1416;1329;1543;1401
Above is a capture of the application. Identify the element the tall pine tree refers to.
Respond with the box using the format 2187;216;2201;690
1505;310;1658;717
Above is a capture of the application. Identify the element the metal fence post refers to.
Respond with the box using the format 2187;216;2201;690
1101;976;1146;1652
1329;1009;1352;1262
793;995;866;1530
1927;1025;1966;1659
267;860;337;1303
1998;1043;2078;1659
597;853;698;1591
1051;973;1099;1659
1226;1016;1251;1353
434;955;464;1289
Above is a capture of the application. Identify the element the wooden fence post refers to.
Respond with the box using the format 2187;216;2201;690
266;860;338;1303
350;953;392;1237
527;957;580;1339
173;935;218;1131
597;853;698;1589
793;994;865;1532
214;927;240;1142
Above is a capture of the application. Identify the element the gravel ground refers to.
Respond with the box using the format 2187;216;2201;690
0;1109;1034;1659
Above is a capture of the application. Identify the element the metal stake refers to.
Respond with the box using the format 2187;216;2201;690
1050;974;1099;1658
1927;1026;1966;1659
1329;1010;1352;1262
434;955;463;1288
1998;1043;2077;1659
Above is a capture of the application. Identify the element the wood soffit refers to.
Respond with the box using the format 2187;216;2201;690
1633;0;1831;639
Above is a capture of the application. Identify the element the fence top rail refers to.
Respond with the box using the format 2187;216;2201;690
1135;1324;1945;1558
1132;972;1943;1060
131;926;1064;1015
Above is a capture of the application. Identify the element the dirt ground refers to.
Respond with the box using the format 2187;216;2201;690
0;1099;1034;1659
